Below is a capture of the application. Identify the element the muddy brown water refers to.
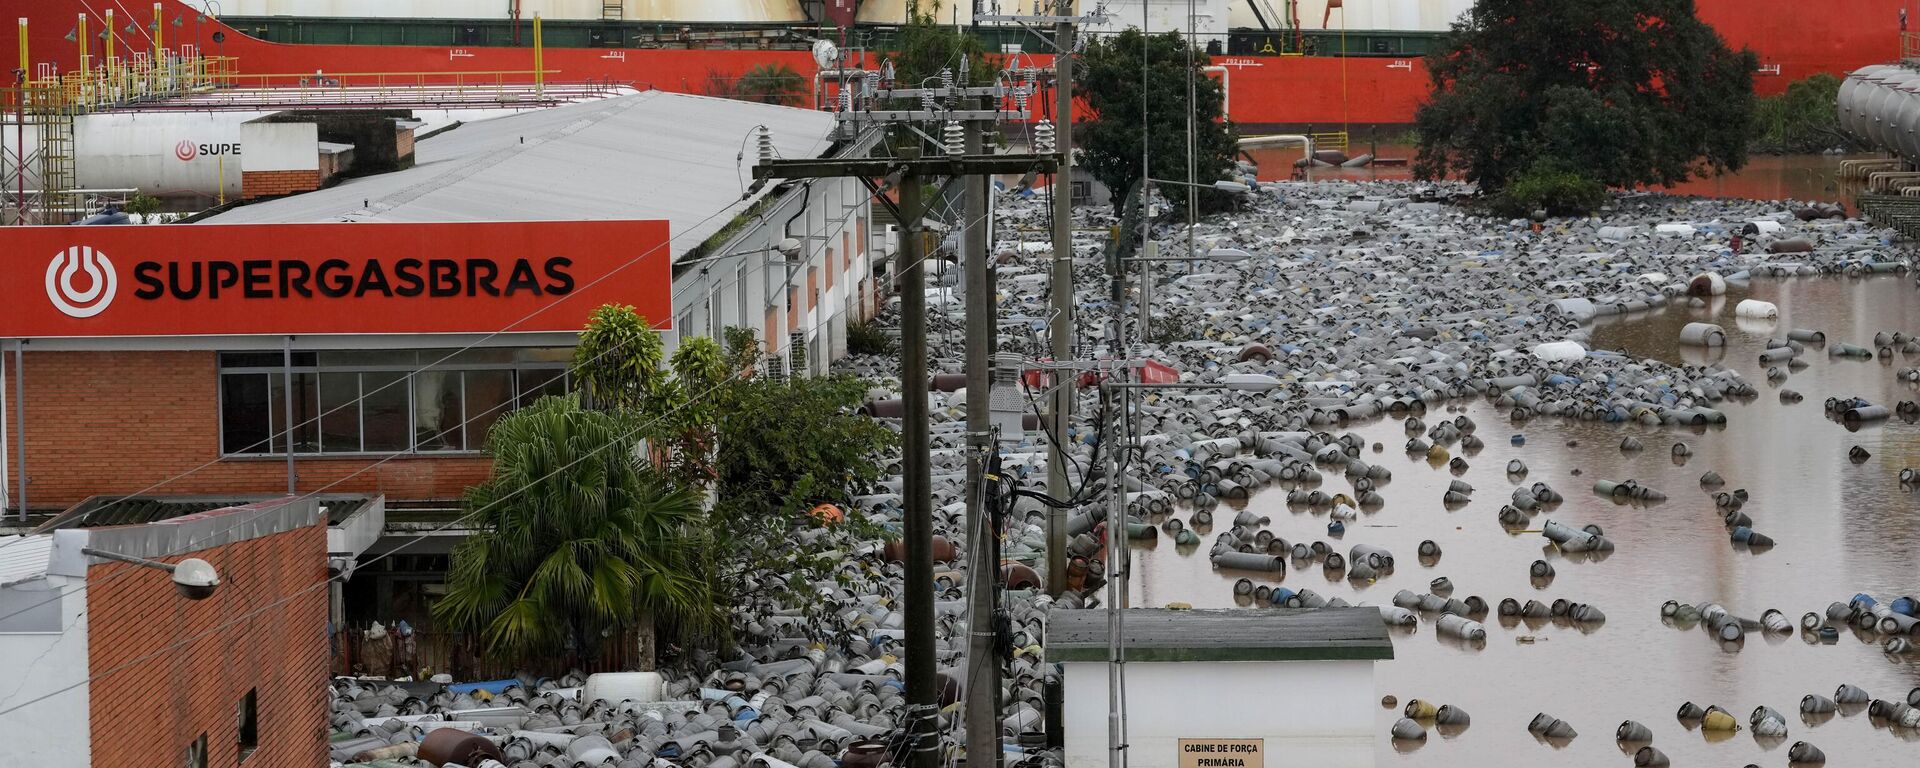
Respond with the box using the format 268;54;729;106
1242;143;1854;208
1125;275;1920;765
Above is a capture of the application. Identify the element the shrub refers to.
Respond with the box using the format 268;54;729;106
1486;159;1605;218
847;320;895;356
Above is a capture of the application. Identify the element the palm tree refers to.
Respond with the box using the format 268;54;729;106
433;395;715;664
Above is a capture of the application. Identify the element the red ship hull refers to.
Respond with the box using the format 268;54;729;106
3;1;1906;128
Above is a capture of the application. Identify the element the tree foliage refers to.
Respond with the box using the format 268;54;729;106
1078;29;1239;211
731;63;808;107
433;396;716;662
709;374;896;613
889;0;998;90
1754;74;1859;154
574;304;668;415
1413;0;1757;192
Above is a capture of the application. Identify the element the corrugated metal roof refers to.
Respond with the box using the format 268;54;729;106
1047;608;1394;662
205;90;839;260
0;535;55;587
44;494;375;529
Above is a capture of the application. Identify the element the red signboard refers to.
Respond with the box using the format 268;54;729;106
1139;360;1182;385
0;220;673;338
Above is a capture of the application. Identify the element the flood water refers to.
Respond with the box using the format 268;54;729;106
1125;275;1920;765
1242;142;1854;207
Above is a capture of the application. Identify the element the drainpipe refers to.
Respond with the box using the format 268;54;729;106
12;340;23;520
284;336;294;495
1;339;8;517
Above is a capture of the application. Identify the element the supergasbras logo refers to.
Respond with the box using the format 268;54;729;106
45;246;117;318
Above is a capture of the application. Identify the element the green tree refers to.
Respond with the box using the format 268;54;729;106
1077;29;1239;211
574;305;668;415
732;63;808;106
123;193;162;218
1414;0;1757;193
709;375;896;610
1754;74;1858;154
664;336;729;486
889;0;997;90
433;396;715;662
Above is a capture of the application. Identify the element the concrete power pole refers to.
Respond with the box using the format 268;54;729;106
1045;0;1077;599
962;109;1001;768
754;147;1054;768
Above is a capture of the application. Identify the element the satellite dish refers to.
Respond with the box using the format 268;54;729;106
812;39;840;70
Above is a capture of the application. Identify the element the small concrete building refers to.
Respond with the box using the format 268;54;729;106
1051;608;1393;768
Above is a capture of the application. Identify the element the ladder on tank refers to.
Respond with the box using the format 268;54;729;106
602;2;624;21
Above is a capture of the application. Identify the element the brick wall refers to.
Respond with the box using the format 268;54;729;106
242;170;324;200
395;127;415;162
86;523;329;768
0;350;491;509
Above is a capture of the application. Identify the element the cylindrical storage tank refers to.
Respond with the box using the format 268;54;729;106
1678;323;1726;347
583;672;665;704
68;112;251;198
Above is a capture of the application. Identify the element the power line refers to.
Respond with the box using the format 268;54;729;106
0;166;897;626
0;181;1012;718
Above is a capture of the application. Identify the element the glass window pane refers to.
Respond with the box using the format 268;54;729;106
414;371;464;451
517;369;566;406
274;372;321;454
319;373;361;453
220;351;315;369
316;350;418;368
220;374;273;455
464;371;514;449
512;347;574;363
362;372;412;452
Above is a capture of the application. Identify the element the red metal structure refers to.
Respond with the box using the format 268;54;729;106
1;0;1907;127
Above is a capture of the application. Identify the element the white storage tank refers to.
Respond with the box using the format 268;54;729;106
74;112;247;198
582;671;664;704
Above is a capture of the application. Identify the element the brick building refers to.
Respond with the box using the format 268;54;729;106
0;497;329;767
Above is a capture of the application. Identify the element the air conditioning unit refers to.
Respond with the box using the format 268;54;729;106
765;354;787;382
789;332;809;378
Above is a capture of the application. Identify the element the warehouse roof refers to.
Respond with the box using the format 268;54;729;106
205;90;839;260
1047;608;1395;662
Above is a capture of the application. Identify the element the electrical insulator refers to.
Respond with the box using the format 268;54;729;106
921;89;937;113
1034;119;1057;155
865;70;881;98
838;89;852;113
943;120;966;156
940;67;955;91
756;126;775;163
880;59;895;85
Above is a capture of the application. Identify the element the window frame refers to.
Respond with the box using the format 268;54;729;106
236;688;258;761
217;349;569;458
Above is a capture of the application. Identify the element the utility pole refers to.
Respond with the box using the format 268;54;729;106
962;106;1001;768
1046;0;1076;600
897;158;936;768
753;149;1053;768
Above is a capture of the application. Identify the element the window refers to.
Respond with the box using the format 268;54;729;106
217;348;569;456
236;689;258;760
185;732;207;768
